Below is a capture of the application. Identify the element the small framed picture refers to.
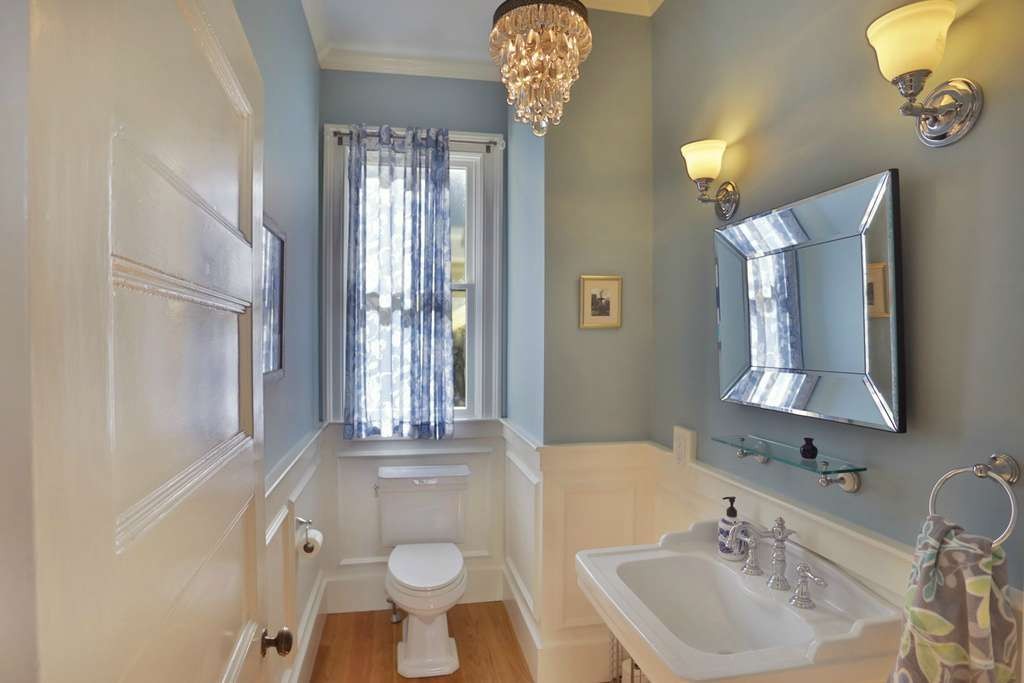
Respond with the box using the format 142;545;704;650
261;214;285;377
866;262;889;319
579;275;622;329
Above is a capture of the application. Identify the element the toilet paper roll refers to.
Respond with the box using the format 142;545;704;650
297;528;323;557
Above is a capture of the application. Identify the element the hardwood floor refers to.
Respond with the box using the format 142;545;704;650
310;601;533;682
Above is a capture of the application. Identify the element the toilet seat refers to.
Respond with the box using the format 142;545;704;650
387;543;465;593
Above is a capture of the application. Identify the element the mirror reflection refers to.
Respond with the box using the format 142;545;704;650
715;170;904;432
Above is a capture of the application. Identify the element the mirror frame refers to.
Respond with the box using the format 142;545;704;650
714;169;906;432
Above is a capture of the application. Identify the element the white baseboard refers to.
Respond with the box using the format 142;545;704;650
502;569;541;681
502;568;610;683
287;570;328;683
324;562;505;614
538;635;609;683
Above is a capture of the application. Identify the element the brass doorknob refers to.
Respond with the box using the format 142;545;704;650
261;626;293;657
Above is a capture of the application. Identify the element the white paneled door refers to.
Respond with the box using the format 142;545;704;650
28;1;277;681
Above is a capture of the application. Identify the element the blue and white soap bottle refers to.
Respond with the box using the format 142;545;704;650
717;496;746;561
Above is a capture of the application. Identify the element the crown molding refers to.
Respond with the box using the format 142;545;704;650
584;0;664;16
319;46;499;82
300;0;329;62
305;1;665;79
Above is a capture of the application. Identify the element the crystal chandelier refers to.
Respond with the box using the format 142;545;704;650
489;0;593;137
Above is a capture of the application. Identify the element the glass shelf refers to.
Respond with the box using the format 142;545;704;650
711;435;867;475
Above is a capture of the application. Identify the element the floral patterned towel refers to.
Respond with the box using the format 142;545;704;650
891;515;1019;683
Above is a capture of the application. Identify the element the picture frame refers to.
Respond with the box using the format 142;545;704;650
261;214;285;377
579;275;622;329
866;262;890;319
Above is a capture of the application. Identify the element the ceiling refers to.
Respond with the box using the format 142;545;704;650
302;0;664;81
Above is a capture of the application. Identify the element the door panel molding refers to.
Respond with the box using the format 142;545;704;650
222;620;261;683
113;134;247;243
116;431;251;552
177;0;255;119
112;256;250;314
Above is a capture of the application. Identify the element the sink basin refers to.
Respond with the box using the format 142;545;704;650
576;521;901;682
618;554;815;654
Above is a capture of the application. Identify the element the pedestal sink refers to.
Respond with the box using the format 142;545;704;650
576;521;901;682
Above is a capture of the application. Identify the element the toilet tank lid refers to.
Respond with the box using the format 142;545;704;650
377;465;470;479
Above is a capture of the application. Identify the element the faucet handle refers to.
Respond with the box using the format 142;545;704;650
726;520;769;550
789;563;827;610
770;517;796;541
795;563;827;586
740;535;765;576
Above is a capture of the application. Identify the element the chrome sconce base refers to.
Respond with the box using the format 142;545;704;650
694;178;740;221
891;70;983;148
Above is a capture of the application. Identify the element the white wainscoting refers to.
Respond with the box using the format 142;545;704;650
501;424;543;681
324;421;507;613
504;426;541;620
264;425;331;683
501;425;665;683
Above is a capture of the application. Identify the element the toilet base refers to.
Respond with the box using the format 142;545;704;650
396;613;460;678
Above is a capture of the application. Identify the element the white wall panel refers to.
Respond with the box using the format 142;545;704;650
335;444;503;564
504;445;540;617
325;422;506;613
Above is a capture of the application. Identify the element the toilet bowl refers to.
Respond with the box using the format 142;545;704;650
386;542;467;678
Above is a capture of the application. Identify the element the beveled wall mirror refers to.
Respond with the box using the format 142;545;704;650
715;170;905;432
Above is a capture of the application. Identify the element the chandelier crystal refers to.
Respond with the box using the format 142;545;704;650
489;0;593;137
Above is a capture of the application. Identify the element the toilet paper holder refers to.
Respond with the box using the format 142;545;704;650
296;516;316;554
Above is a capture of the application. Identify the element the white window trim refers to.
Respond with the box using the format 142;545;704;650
320;123;505;429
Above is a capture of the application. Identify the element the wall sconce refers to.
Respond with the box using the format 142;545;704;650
679;139;740;221
866;0;983;148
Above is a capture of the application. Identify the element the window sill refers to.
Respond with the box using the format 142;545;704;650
330;417;502;444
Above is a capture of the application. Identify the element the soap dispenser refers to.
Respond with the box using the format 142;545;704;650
718;496;746;561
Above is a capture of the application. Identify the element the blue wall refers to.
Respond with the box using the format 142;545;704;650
542;10;653;444
0;2;38;678
236;0;322;473
651;0;1024;584
506;108;545;444
320;70;507;133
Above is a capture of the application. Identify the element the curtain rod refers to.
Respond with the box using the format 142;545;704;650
331;128;504;152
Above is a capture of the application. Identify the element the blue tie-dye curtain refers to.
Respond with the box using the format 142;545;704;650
344;125;453;439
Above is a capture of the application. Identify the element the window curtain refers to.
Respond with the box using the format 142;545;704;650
344;125;453;439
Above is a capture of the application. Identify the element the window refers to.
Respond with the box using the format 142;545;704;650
451;166;468;407
261;215;285;377
321;126;504;425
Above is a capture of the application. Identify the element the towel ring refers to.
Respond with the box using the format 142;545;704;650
928;454;1019;547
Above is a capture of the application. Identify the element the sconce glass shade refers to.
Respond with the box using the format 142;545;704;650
680;139;727;181
866;0;956;81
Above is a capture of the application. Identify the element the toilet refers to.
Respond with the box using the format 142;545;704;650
378;465;470;678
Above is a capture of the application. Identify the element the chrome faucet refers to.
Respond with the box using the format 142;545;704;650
726;521;770;577
789;563;827;609
728;517;795;590
765;518;796;591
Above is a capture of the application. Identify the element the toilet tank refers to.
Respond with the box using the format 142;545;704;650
377;465;470;546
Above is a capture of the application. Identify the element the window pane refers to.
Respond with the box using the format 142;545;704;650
452;289;467;408
451;168;468;283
